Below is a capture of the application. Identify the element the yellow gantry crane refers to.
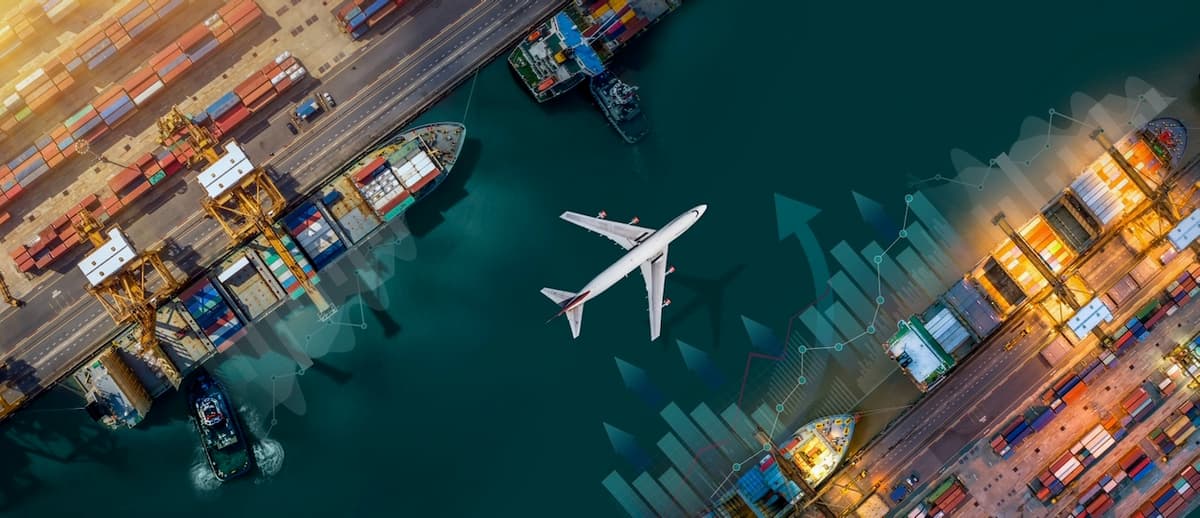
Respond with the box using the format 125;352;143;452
197;142;334;317
0;272;21;307
73;209;183;387
161;103;333;317
157;106;220;168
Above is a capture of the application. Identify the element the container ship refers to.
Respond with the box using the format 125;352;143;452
186;369;253;481
710;415;857;516
508;0;681;103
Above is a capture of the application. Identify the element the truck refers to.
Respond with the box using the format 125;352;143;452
295;97;323;122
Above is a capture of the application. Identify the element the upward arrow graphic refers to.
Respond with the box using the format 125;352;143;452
614;357;665;409
852;190;899;242
676;340;724;390
774;193;831;303
603;422;651;471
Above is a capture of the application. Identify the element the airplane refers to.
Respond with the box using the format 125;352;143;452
542;204;707;340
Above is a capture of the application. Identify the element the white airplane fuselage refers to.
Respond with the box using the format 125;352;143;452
564;205;706;311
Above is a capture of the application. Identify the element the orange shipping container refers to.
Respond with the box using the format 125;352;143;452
176;25;210;51
149;43;181;66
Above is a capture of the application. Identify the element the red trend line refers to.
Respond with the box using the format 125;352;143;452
736;284;832;407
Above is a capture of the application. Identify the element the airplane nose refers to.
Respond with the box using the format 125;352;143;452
695;204;708;217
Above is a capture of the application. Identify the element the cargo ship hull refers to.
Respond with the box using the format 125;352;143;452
508;0;682;102
175;123;465;354
186;369;254;481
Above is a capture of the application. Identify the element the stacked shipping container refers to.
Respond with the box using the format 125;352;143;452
9;50;303;273
334;0;406;40
0;0;185;137
178;277;246;352
0;1;80;62
1131;456;1200;518
906;477;969;518
1029;423;1122;503
0;0;264;227
281;202;347;271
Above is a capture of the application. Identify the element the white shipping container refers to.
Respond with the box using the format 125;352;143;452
1056;458;1082;481
275;50;292;64
133;80;165;106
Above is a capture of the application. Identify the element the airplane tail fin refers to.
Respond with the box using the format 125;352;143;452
541;287;584;338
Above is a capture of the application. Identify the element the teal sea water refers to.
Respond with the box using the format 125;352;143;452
9;1;1200;516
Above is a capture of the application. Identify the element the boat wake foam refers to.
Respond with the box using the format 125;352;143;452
189;458;223;493
253;438;286;481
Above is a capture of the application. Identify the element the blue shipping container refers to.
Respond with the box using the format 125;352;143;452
363;0;390;19
206;91;242;120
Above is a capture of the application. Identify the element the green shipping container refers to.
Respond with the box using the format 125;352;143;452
13;106;32;121
147;170;166;185
64;105;95;126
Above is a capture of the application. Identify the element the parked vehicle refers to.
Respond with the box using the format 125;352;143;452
322;92;336;108
286;122;298;135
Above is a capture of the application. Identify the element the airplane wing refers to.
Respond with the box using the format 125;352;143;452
639;246;668;340
561;211;655;250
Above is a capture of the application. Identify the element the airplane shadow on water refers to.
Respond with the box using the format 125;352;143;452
406;137;482;238
657;263;746;350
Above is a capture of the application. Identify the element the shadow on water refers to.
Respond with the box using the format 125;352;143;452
656;264;746;350
360;288;402;339
406;137;482;238
132;389;188;431
0;390;126;512
307;358;353;386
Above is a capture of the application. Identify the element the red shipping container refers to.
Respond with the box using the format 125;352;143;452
123;66;158;92
242;80;275;107
6;182;22;199
176;25;211;52
0;211;9;227
9;245;29;262
215;105;250;134
62;232;81;248
150;44;182;67
158;58;191;84
273;75;294;94
234;73;268;98
46;152;64;168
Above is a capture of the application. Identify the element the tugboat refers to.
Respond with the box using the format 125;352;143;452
187;369;254;481
589;71;649;144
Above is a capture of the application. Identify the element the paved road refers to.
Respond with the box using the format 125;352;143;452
0;0;564;410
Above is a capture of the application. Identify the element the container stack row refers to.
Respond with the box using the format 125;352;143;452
334;0;406;40
1165;264;1200;309
10;145;186;272
1132;457;1200;518
1041;372;1089;414
1111;295;1172;355
8;51;296;274
991;415;1033;459
1123;385;1161;423
1147;398;1200;457
205;51;306;138
1122;446;1156;483
0;1;81;62
906;476;970;518
1029;423;1120;504
178;277;246;352
0;0;184;139
281;201;347;271
0;0;264;225
254;233;319;301
1069;468;1128;518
